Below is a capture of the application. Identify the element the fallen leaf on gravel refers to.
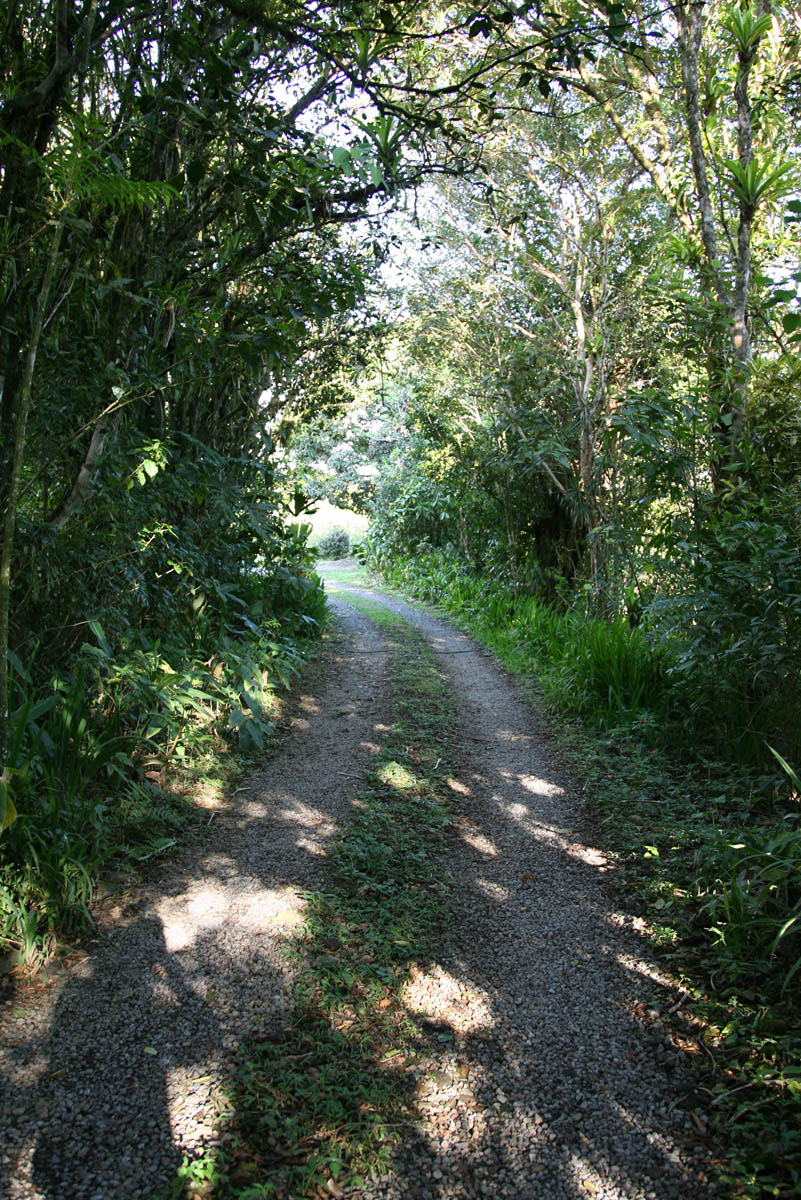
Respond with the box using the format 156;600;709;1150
143;1046;157;1055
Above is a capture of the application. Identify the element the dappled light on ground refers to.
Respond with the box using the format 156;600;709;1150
0;601;390;1199
159;883;232;950
323;577;720;1199
456;815;499;856
473;877;512;902
1;580;721;1200
403;964;495;1037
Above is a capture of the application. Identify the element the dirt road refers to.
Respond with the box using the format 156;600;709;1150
0;571;719;1199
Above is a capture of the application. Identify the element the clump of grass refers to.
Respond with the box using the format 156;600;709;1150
553;617;675;726
696;821;801;995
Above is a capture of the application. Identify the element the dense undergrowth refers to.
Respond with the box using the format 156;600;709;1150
369;546;801;1199
171;598;455;1198
1;463;328;967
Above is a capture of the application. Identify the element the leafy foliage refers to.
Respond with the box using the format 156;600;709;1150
2;0;479;958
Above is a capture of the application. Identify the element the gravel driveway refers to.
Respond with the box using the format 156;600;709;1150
0;577;720;1200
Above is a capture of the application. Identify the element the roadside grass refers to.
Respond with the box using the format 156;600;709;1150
170;598;455;1199
316;561;373;588
560;730;801;1199
371;552;801;1200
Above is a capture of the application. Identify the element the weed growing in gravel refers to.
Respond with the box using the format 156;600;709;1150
170;601;455;1199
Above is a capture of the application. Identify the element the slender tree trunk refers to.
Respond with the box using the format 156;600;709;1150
570;223;604;592
50;413;116;529
675;0;765;481
729;7;765;452
0;218;65;764
676;1;726;300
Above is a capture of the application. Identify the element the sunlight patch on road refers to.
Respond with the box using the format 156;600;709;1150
496;801;613;873
158;884;306;951
515;772;565;797
166;1062;225;1148
567;1152;613;1198
402;963;495;1036
456;814;498;856
158;885;230;951
296;837;329;856
239;798;269;818
279;800;334;828
616;950;676;992
446;776;470;795
474;877;510;901
495;728;534;743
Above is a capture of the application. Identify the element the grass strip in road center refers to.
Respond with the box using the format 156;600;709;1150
171;598;454;1199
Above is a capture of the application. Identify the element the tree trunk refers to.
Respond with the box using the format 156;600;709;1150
675;0;765;482
0;218;64;764
49;414;116;529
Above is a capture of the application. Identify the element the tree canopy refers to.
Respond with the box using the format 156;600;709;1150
2;0;799;793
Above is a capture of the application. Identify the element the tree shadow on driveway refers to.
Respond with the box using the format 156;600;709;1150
1;603;391;1200
327;586;721;1200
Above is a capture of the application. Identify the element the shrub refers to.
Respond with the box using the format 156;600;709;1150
696;819;801;998
317;527;351;559
648;498;801;764
554;617;676;726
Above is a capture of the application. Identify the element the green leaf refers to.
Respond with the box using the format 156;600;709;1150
768;745;801;791
725;158;797;209
87;619;110;653
0;780;18;833
725;7;773;53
